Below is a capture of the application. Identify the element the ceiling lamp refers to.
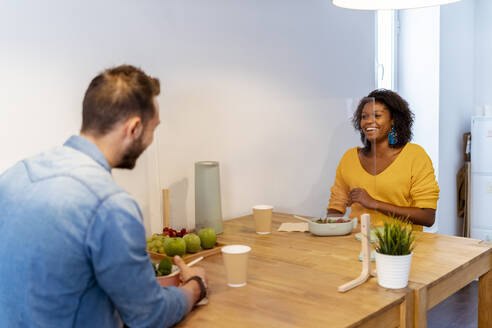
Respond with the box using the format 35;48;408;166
332;0;462;10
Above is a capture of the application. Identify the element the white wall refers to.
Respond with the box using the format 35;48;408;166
155;2;375;231
439;0;475;236
397;7;441;232
475;0;492;107
398;0;492;236
0;1;375;234
0;0;175;234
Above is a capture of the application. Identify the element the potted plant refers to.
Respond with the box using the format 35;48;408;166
374;218;415;289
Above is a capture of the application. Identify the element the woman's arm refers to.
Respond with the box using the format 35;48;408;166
327;159;350;217
371;201;435;227
349;188;435;227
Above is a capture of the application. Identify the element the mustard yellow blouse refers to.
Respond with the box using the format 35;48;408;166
327;143;440;231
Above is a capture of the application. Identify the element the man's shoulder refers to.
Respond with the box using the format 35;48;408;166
23;145;124;201
97;191;143;222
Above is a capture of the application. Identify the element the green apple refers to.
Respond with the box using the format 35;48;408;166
198;228;217;249
164;237;186;256
183;233;201;253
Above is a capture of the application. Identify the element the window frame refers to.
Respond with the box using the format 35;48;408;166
376;10;398;91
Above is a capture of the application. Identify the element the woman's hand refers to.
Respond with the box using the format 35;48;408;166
327;209;344;217
348;189;436;227
349;188;377;209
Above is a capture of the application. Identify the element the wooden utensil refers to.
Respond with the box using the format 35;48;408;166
167;256;204;278
293;215;313;223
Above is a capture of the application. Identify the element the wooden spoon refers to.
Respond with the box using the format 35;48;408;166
293;215;314;223
167;256;204;278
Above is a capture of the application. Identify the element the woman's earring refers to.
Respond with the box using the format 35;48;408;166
388;126;398;145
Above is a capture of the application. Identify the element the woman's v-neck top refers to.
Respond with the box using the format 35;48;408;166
327;143;440;231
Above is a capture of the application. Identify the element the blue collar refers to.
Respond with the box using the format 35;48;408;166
64;135;111;173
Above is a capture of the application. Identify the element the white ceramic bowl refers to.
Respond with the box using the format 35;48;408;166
308;217;357;236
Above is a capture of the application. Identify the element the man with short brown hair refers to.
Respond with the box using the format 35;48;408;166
0;65;207;327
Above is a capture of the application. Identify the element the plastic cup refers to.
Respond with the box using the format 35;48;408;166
221;245;251;287
253;205;273;234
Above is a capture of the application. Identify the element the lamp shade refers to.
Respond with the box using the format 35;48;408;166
332;0;461;10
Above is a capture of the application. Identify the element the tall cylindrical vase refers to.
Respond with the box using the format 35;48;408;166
194;161;223;234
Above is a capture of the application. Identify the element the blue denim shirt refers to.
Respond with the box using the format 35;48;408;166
0;135;187;328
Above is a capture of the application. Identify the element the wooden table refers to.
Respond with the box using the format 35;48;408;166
176;213;492;327
407;231;492;327
177;213;412;328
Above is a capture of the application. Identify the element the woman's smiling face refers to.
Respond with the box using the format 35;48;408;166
360;102;393;144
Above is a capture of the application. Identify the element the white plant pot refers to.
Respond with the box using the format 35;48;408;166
375;252;413;289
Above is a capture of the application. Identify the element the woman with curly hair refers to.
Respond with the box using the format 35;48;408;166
327;89;439;230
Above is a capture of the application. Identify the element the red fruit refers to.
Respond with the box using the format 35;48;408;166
336;218;345;223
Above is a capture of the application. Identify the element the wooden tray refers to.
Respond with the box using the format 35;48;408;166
154;188;225;263
148;241;226;263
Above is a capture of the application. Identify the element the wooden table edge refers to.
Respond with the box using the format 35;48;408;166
409;242;492;328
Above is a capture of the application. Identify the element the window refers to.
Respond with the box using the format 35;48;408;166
376;10;397;90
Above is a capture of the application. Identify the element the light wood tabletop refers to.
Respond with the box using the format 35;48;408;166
176;213;492;327
407;231;492;327
176;213;413;328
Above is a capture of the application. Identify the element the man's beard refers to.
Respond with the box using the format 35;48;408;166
115;135;146;169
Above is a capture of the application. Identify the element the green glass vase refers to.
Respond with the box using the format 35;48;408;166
194;161;223;234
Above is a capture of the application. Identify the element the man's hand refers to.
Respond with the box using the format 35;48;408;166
174;256;207;285
175;256;208;312
349;188;377;210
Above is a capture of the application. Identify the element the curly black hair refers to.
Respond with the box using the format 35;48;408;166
352;89;414;154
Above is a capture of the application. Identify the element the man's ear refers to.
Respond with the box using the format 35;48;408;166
124;116;143;141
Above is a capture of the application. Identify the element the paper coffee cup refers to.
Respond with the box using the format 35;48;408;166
253;205;273;234
222;245;251;287
221;245;251;287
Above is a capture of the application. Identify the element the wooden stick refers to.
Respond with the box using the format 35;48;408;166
338;213;375;292
162;189;170;228
293;215;313;223
167;256;204;277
